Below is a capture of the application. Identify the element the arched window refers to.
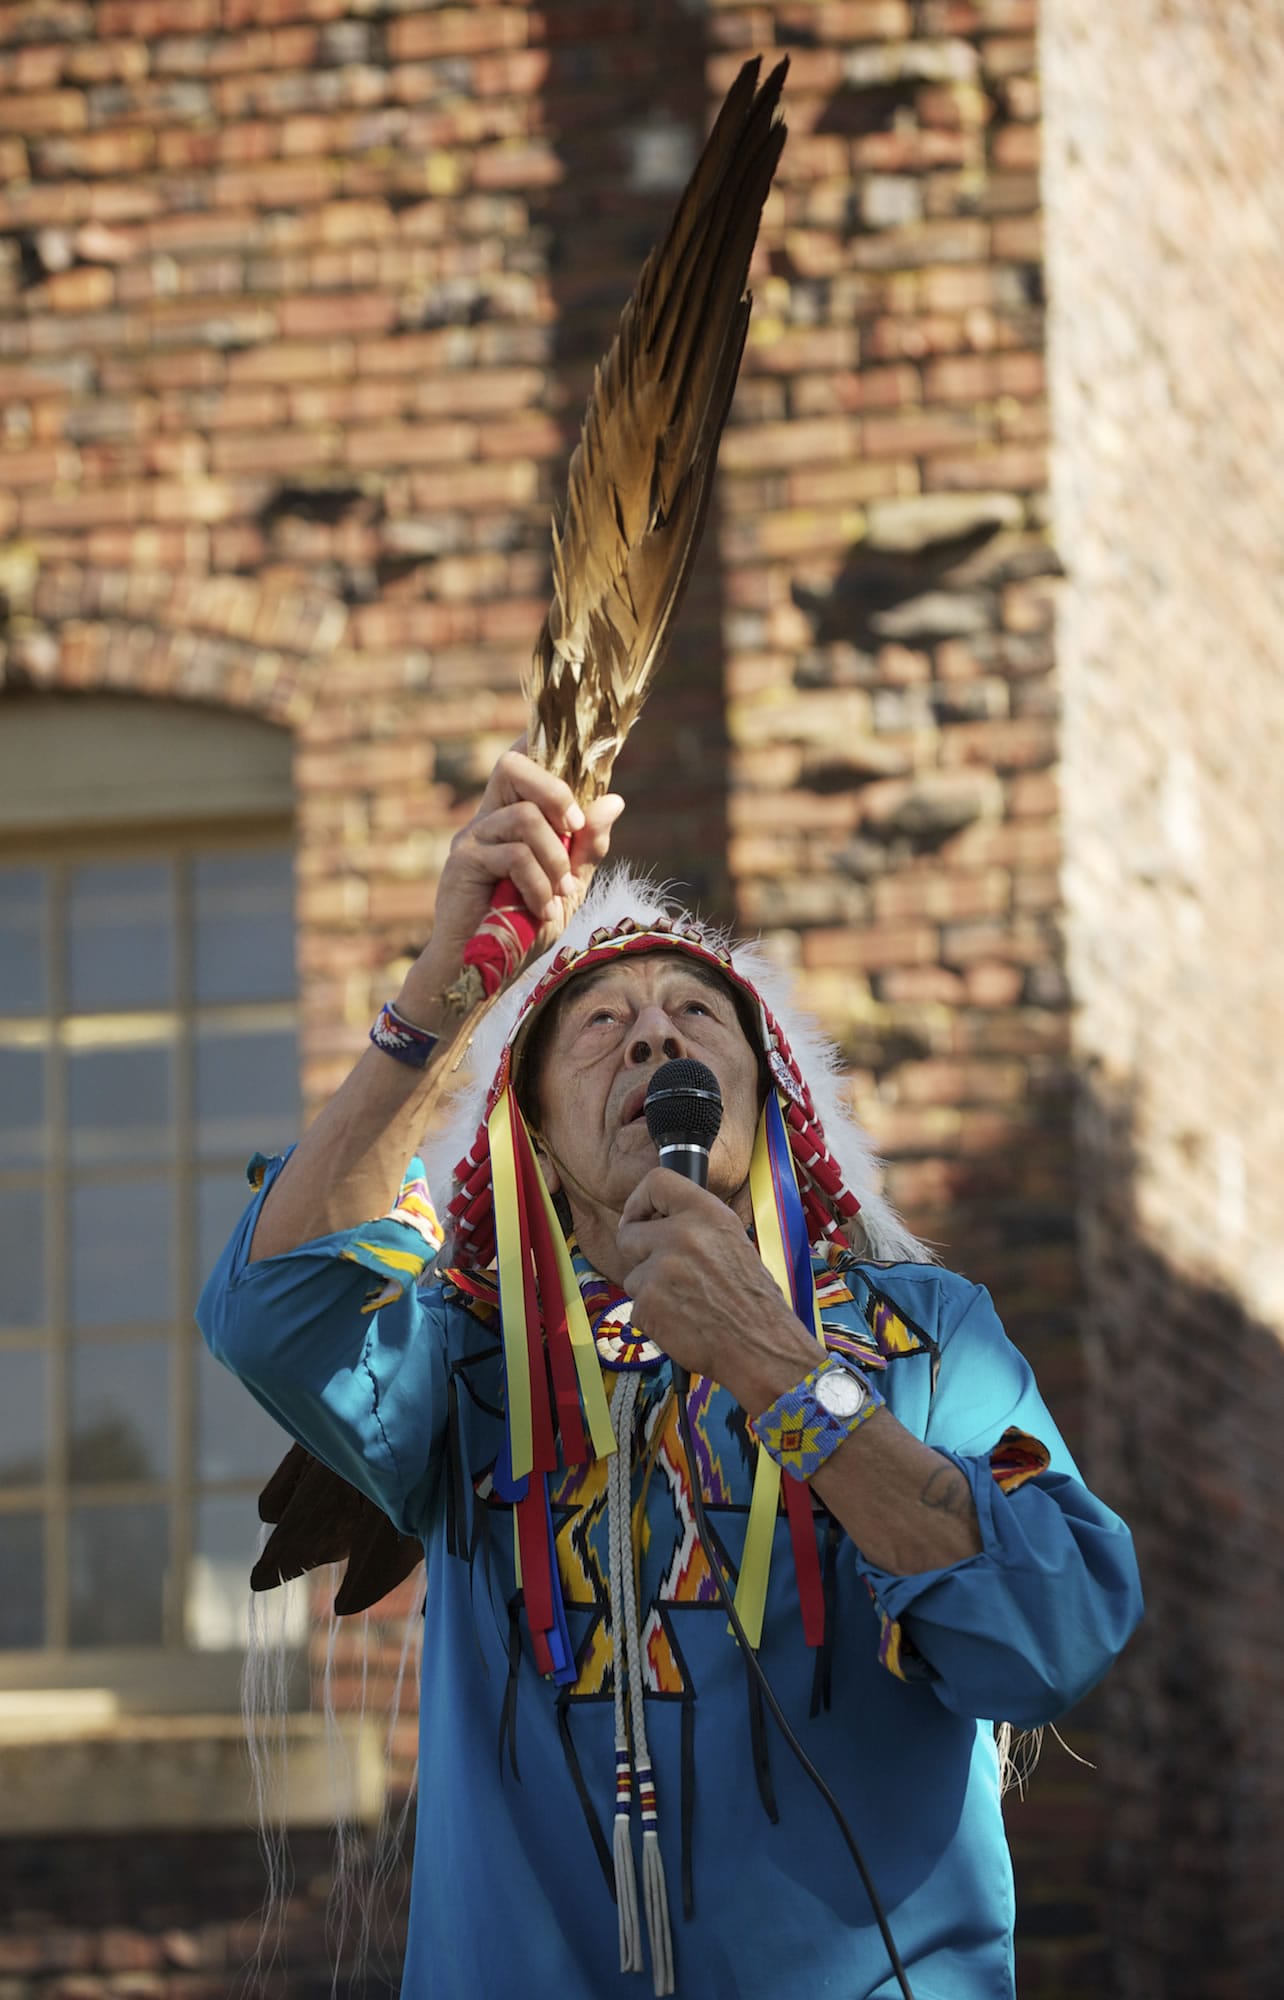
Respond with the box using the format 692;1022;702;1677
0;696;306;1684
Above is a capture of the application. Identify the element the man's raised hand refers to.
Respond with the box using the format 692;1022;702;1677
430;745;624;975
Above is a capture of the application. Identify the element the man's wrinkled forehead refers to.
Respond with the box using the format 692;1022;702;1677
513;945;759;1117
551;950;735;1023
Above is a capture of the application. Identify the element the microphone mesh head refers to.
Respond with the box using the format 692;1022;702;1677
644;1058;724;1149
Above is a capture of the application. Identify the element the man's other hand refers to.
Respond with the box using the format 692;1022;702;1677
617;1168;815;1393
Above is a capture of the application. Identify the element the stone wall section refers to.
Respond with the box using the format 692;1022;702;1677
1043;4;1284;1994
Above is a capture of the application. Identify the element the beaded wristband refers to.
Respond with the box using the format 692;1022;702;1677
751;1355;884;1481
369;1000;441;1070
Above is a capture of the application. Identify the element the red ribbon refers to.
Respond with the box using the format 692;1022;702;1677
781;1473;826;1648
515;1482;556;1676
512;1107;589;1468
510;1111;556;1476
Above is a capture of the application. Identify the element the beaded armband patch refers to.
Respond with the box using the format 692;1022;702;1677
370;1000;440;1069
751;1355;884;1481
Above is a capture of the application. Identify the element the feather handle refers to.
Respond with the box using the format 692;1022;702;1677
458;833;572;1000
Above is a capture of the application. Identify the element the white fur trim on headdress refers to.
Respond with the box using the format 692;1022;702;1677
422;866;930;1268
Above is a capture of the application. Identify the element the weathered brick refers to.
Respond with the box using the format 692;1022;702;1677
802;922;938;971
64;37;150;83
35;124;154;174
98;0;218;30
343;421;477;470
872;868;1010;921
785;460;917;508
387;8;528;61
852;218;991;275
979;35;1037;78
924;351;1045;401
862;407;988;458
719;417;858;472
926;444;1047;491
0;85;86;130
0;441;79;484
211;157;329;208
992;213;1043;259
277;292;398;340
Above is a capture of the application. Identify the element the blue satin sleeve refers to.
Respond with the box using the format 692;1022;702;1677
857;1278;1144;1725
195;1151;449;1539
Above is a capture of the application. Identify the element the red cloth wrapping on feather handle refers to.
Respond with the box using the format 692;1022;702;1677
460;833;573;998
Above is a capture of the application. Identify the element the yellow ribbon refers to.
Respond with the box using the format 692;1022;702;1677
488;1085;617;1479
488;1086;534;1481
734;1101;825;1648
528;1153;618;1464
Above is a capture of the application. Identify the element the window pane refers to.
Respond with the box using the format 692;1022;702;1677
0;1047;46;1168
187;1494;307;1650
0;1188;45;1331
196;1169;255;1290
70;1337;170;1484
196;1341;289;1483
70;1178;174;1328
69;1043;173;1167
195;1028;298;1161
193;850;296;1004
0;867;47;1015
68;862;174;1012
0;1514;44;1648
69;1502;168;1647
0;1350;46;1486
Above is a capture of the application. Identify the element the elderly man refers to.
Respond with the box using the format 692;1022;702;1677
200;750;1142;2000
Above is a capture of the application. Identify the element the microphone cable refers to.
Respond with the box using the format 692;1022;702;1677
672;1374;918;2000
645;1056;915;1998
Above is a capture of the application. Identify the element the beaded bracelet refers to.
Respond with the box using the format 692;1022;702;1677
751;1355;884;1481
369;1000;441;1070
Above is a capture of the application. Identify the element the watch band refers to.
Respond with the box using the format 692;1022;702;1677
751;1354;884;1480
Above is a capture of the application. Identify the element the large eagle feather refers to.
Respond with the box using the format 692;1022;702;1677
529;56;788;798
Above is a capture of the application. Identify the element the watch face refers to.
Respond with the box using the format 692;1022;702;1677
815;1366;867;1420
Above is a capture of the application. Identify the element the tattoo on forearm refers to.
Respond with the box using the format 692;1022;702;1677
919;1462;972;1522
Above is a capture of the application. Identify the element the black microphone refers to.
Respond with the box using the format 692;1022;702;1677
644;1059;723;1396
644;1057;723;1188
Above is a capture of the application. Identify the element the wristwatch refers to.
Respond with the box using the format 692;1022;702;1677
812;1357;870;1419
751;1353;884;1480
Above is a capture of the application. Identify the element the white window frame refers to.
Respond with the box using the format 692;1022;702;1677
0;698;306;1720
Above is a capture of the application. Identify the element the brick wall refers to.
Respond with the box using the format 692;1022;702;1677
1043;3;1284;1993
0;1825;405;1998
0;0;1087;1990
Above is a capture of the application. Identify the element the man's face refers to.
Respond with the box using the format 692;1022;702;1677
525;952;763;1224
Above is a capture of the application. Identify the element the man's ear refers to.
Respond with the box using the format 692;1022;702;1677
533;1137;562;1196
